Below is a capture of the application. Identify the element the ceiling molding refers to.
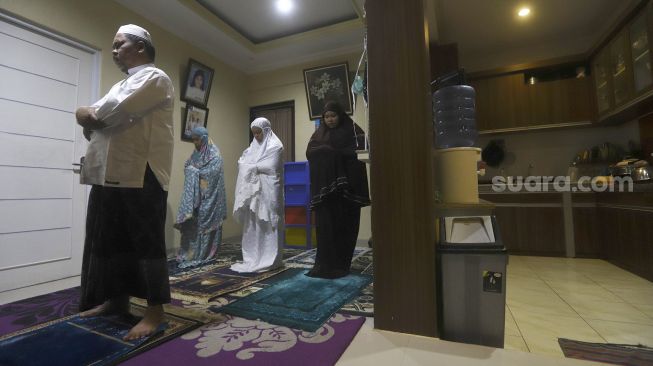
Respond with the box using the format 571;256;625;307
351;0;365;20
255;18;363;53
178;0;363;54
248;42;363;74
177;0;256;52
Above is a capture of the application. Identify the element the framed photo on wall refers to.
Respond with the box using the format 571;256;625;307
182;59;214;107
303;62;353;120
181;104;209;142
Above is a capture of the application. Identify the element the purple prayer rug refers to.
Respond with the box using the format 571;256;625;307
122;313;365;366
0;287;80;336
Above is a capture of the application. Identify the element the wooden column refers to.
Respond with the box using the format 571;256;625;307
367;0;437;336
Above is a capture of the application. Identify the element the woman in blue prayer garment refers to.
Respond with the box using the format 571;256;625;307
174;127;227;268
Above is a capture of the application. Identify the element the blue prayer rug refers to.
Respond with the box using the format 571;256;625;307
0;305;200;366
219;268;372;332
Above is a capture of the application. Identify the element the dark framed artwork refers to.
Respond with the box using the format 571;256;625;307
181;104;209;142
303;62;353;119
182;58;214;107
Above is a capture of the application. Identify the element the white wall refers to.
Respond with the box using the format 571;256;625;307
478;120;641;179
1;0;250;253
247;52;372;242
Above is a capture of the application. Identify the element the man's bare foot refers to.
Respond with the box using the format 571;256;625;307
124;305;164;341
79;296;130;318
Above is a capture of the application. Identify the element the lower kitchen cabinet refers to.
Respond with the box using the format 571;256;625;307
481;190;653;282
572;207;601;257
481;193;565;256
596;192;653;282
571;193;600;258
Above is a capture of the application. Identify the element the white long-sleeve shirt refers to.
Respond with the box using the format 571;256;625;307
80;64;175;190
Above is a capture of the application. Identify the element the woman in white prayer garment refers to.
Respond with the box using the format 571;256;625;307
230;118;284;273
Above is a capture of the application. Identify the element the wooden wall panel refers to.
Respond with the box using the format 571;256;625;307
368;0;436;336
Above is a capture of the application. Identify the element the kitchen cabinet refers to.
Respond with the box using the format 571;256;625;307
481;188;653;282
590;3;653;122
609;30;634;107
593;48;613;114
469;73;529;131
630;10;653;93
469;72;592;132
596;192;653;282
571;192;601;258
480;193;566;256
573;206;600;257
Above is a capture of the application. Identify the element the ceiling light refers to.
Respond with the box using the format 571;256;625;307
518;7;531;17
276;0;294;14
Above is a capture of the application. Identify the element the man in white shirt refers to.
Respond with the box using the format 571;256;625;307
75;24;174;341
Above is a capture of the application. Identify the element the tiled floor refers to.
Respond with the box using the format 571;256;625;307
504;255;653;357
339;255;653;365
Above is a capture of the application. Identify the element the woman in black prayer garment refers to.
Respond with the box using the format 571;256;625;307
305;101;371;279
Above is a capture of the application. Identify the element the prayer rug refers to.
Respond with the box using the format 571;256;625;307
0;287;80;336
558;338;653;366
0;305;199;366
121;313;365;366
284;248;375;316
169;265;289;304
220;268;372;332
339;282;374;316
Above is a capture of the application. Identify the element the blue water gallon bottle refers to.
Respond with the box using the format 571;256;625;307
432;85;478;149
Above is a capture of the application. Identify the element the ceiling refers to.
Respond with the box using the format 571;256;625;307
436;0;640;69
115;0;641;74
197;0;359;44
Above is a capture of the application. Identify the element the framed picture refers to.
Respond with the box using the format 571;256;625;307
181;105;209;142
182;59;214;107
303;62;353;120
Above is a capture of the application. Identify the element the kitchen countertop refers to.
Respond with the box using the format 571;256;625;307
478;181;653;194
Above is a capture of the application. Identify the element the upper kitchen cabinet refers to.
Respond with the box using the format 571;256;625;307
591;2;653;122
609;30;634;107
593;48;613;114
630;8;653;94
469;70;592;132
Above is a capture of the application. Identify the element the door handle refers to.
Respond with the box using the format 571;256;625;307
72;157;85;174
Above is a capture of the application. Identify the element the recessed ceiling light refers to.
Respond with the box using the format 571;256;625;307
276;0;294;14
518;7;531;17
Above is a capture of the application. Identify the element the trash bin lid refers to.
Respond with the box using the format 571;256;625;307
444;215;495;244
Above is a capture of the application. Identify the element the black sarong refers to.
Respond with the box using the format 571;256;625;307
80;165;170;310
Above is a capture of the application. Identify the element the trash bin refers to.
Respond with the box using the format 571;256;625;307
436;214;507;348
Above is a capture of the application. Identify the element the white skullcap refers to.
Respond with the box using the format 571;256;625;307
117;24;152;44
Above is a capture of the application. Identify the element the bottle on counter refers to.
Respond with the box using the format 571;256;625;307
567;162;579;183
